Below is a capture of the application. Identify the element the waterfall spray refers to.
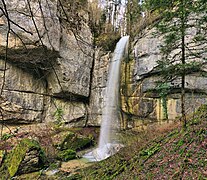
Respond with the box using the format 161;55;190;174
83;36;129;161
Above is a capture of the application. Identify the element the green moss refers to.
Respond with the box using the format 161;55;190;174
0;164;10;180
0;149;9;179
57;149;76;161
60;132;92;151
4;138;46;177
139;144;161;159
15;171;41;180
0;150;5;162
1;133;14;141
192;104;207;122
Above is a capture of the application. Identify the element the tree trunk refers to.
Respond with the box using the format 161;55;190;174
181;0;186;129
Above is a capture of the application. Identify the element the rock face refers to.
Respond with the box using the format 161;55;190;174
0;0;60;50
0;60;46;123
0;0;93;126
88;50;111;126
123;26;207;123
48;26;93;98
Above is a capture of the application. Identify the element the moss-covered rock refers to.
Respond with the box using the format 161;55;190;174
0;162;10;180
57;149;76;161
15;171;41;180
0;138;46;178
0;150;5;166
60;132;93;151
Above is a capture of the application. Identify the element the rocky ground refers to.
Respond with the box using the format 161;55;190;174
0;123;99;179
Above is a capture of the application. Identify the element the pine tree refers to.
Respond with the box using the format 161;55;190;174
126;0;142;38
144;0;207;128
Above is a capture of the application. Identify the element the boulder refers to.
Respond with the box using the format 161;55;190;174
57;149;76;162
54;131;93;161
0;138;46;178
60;132;93;151
13;172;41;180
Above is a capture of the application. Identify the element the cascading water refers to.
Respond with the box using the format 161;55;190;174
83;36;129;162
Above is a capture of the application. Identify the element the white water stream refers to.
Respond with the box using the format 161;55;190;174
83;36;129;162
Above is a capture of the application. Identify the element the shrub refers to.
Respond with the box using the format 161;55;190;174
95;31;121;52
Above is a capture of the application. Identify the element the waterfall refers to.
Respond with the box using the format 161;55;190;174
83;36;129;162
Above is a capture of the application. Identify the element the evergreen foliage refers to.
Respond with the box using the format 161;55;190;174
126;0;142;38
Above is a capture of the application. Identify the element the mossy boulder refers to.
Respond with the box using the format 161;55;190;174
0;138;46;178
60;132;93;151
57;149;76;161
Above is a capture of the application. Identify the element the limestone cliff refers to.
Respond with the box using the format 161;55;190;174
88;50;111;126
122;26;207;123
0;0;93;126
